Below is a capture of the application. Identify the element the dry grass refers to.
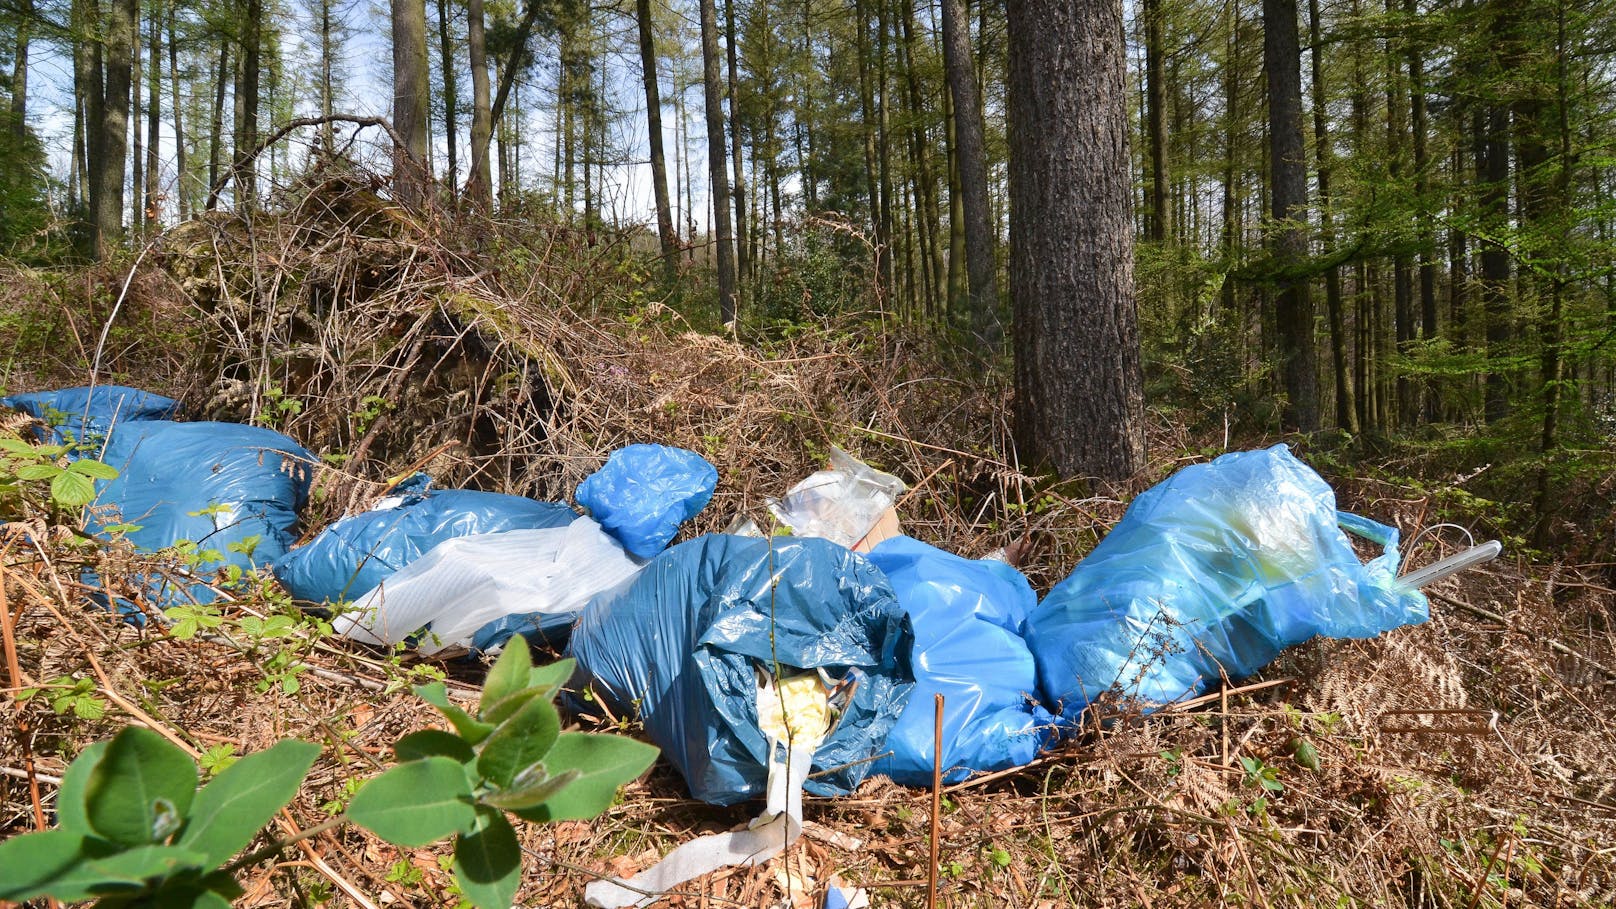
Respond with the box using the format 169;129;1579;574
3;184;1615;907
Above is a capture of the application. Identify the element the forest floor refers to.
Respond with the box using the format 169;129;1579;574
3;197;1615;908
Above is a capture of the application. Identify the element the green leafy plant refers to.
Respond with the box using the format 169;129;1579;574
1239;756;1285;793
0;639;658;909
345;640;659;908
0;727;320;906
0;435;118;510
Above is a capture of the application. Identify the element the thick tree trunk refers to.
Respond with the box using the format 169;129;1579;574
94;0;137;257
1008;0;1145;481
465;0;493;211
237;0;261;209
1263;0;1318;430
636;0;677;279
698;0;736;323
392;0;432;208
942;0;1002;350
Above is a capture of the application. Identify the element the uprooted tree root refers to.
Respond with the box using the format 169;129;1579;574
3;183;1616;907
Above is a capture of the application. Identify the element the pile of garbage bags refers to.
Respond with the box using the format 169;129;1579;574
7;387;1440;804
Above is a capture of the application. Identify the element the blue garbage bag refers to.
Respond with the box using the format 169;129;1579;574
90;421;314;607
271;478;577;605
568;534;915;805
574;444;717;559
1027;444;1428;722
864;536;1056;785
3;385;179;448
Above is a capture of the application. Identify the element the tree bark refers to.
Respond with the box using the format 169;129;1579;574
94;0;136;257
392;0;432;208
1143;0;1169;243
237;0;261;209
1008;0;1145;481
437;0;458;193
698;0;736;323
1262;0;1318;430
166;0;185;218
636;0;677;279
1309;0;1355;432
465;0;493;211
942;0;1002;351
144;0;161;225
8;0;28;136
724;0;749;294
206;40;227;212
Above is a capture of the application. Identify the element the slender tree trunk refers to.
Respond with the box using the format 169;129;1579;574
900;0;941;318
853;0;883;303
438;0;458;194
1263;0;1318;430
166;1;185;218
393;0;432;208
698;0;736;323
237;0;261;209
8;0;28;136
464;0;493;212
1479;107;1511;423
1143;0;1168;243
1384;0;1415;427
207;41;227;211
1405;0;1437;422
144;0;161;225
942;0;1002;350
724;0;749;295
635;0;676;278
1309;0;1355;432
131;13;145;230
1218;0;1239;315
319;0;334;147
1009;0;1144;480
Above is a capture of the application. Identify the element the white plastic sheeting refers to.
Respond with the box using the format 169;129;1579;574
767;447;905;548
332;519;642;654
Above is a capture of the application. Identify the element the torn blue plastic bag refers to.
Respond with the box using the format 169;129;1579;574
574;444;717;559
567;534;915;805
864;536;1056;785
1027;444;1428;722
3;385;179;447
90;420;314;607
270;476;578;605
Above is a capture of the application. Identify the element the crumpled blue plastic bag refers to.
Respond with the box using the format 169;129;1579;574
270;476;578;605
568;534;915;805
1027;444;1428;722
3;385;179;447
90;420;314;607
864;536;1056;785
574;444;717;559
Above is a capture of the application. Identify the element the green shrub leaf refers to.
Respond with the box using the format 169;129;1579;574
453;810;521;909
348;757;477;847
0;830;87;902
14;462;59;480
67;458;119;479
526;657;575;695
394;729;475;764
86;727;200;847
51;470;97;506
415;682;494;745
509;733;658;824
478;637;532;718
177;739;321;867
55;740;110;833
481;767;581;811
476;695;560;789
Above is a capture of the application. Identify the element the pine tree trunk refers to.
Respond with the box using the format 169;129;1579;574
144;1;161;226
392;0;432;209
438;0;458;194
942;0;1001;350
95;0;136;257
8;0;28;136
466;0;493;211
698;0;736;323
1406;0;1437;422
637;0;677;278
724;0;749;295
1008;0;1145;480
167;1;185;218
1263;0;1318;430
131;14;144;230
1309;0;1355;432
206;41;227;211
237;0;261;209
1143;0;1168;243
